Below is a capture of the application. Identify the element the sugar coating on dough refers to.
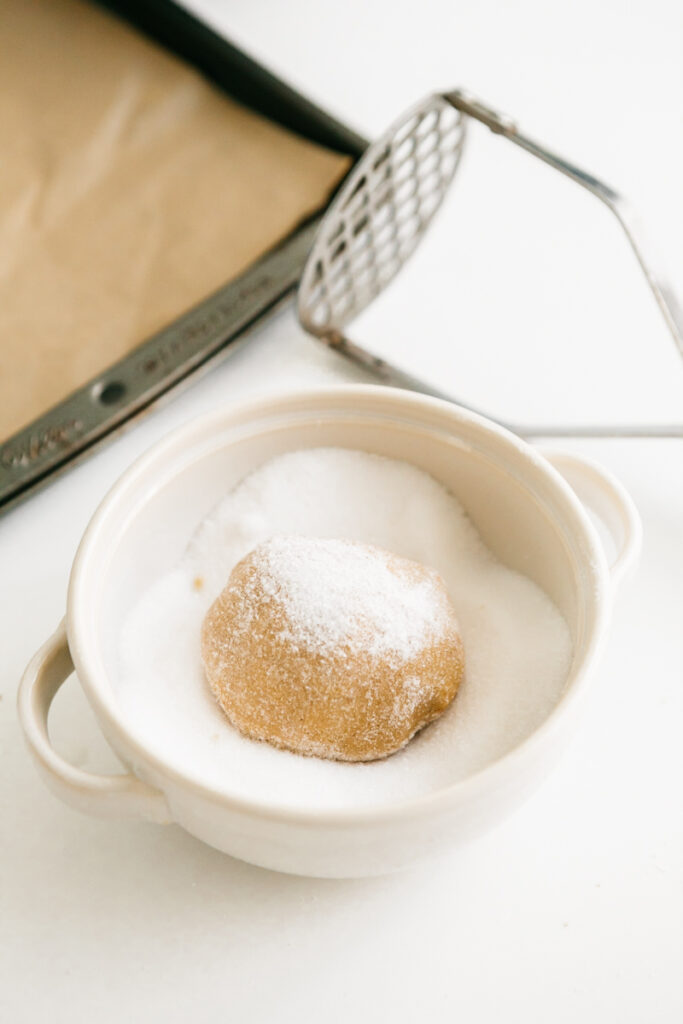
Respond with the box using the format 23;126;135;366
200;536;464;762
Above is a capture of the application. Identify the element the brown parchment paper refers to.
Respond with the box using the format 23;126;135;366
0;0;350;440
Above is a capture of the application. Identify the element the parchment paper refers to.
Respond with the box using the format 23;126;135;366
0;0;350;439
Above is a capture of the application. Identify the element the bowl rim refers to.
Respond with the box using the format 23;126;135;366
67;384;611;827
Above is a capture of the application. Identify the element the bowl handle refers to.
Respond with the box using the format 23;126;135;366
543;451;642;590
18;621;171;823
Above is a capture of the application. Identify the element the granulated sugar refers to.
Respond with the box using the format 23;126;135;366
117;448;573;810
232;535;454;665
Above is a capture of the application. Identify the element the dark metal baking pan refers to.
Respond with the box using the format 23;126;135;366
0;0;366;515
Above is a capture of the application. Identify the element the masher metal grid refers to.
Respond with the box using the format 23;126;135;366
299;95;465;335
299;90;683;439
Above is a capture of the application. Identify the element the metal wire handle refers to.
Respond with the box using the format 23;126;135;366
298;89;682;439
448;90;683;359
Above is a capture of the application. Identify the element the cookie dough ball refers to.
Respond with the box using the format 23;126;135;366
201;536;464;762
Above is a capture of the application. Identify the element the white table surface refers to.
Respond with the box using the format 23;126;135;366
1;1;682;1021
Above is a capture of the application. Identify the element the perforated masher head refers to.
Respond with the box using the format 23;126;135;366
297;90;682;438
298;94;466;336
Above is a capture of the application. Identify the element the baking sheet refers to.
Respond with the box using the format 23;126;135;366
0;0;350;441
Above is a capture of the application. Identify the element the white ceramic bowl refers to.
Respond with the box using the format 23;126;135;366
19;386;640;877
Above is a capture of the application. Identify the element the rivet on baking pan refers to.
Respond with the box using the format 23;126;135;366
92;381;127;405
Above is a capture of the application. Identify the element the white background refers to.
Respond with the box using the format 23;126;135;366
1;1;682;1021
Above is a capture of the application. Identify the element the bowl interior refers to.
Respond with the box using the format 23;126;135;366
70;391;600;802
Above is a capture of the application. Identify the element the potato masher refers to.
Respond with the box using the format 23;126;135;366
297;90;683;438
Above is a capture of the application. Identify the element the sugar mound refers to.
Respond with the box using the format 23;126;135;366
117;448;572;811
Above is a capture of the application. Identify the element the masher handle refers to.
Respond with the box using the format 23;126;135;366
446;89;683;359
